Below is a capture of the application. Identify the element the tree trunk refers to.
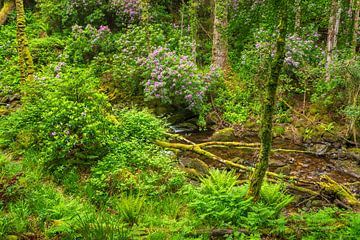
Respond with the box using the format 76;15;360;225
0;0;15;25
212;0;228;71
190;0;198;63
352;0;359;56
295;0;301;33
246;0;288;201
15;0;34;82
326;0;342;81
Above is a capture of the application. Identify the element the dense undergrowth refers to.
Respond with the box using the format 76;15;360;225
1;1;360;239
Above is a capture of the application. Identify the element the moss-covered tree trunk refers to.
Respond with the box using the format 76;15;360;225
15;0;34;82
246;0;288;201
0;0;15;25
212;0;228;71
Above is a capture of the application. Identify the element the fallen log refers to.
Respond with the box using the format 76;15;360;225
156;140;360;208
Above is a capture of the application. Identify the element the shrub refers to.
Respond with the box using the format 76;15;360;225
64;24;114;64
0;66;114;169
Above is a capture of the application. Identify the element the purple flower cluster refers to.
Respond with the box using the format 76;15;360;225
254;29;324;68
140;47;210;112
72;24;111;41
111;0;141;22
54;62;66;78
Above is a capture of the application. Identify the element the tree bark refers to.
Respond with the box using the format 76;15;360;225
190;0;198;63
246;0;288;201
326;0;342;81
352;0;359;56
295;0;301;33
0;0;15;25
15;0;34;82
212;0;228;71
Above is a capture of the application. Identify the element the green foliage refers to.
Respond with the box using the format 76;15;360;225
72;213;130;239
30;36;65;66
291;208;360;240
1;66;113;169
109;24;167;97
116;108;166;143
114;194;145;226
188;169;293;232
88;140;185;203
64;24;114;64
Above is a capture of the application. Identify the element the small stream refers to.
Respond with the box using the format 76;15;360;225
174;128;360;197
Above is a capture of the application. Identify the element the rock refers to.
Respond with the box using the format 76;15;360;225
307;143;329;156
269;159;286;168
274;165;291;175
346;148;360;164
169;122;198;133
210;128;235;141
180;158;209;175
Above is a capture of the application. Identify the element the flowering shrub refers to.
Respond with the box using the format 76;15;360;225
38;0;143;31
111;0;142;24
140;47;211;114
253;29;325;68
1;67;113;169
64;24;113;63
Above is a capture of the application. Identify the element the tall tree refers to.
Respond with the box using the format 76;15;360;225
0;0;15;25
15;0;34;82
326;0;342;81
246;0;288;201
295;0;301;33
189;0;199;63
352;0;359;57
212;0;228;71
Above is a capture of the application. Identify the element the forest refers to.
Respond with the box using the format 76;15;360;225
0;0;360;239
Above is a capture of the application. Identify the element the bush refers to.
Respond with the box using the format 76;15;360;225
0;66;113;169
88;140;185;203
64;24;114;64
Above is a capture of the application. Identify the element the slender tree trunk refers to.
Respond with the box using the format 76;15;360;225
352;0;359;56
295;0;301;33
141;0;150;52
246;0;288;201
326;0;342;81
15;0;34;82
0;0;15;25
190;0;198;63
212;0;228;71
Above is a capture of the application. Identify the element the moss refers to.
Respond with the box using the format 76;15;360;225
210;127;235;141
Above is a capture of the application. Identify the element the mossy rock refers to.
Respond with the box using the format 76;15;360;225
210;127;235;141
347;148;360;163
274;165;291;175
180;158;209;175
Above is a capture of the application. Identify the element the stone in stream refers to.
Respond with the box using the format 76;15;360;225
210;127;235;141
